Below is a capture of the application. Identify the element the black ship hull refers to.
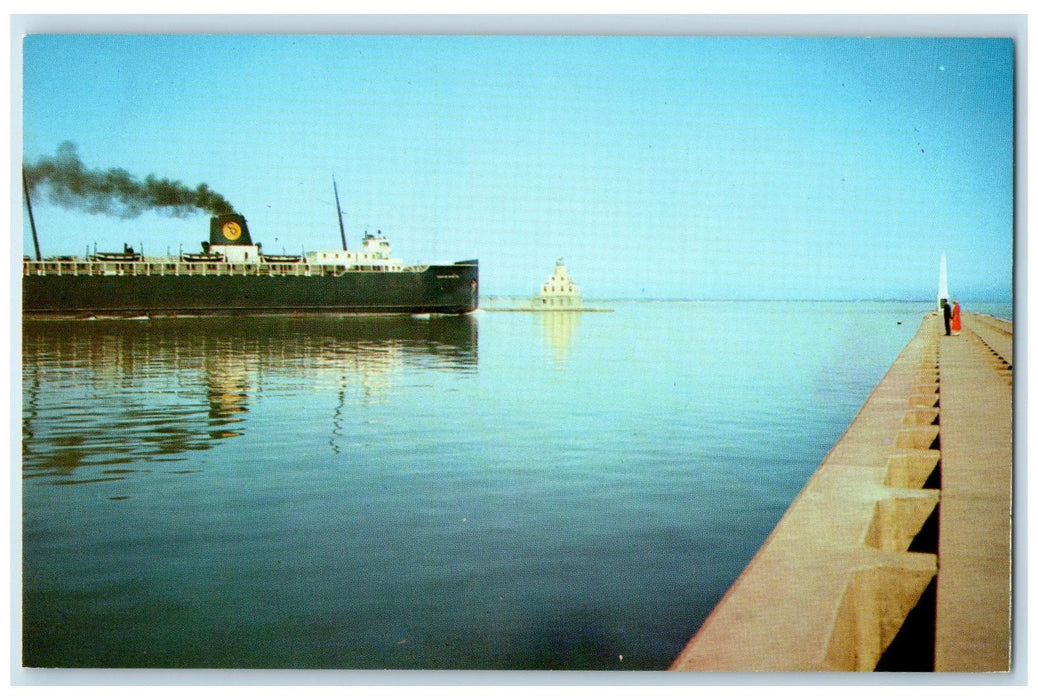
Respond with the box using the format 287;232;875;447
23;261;479;316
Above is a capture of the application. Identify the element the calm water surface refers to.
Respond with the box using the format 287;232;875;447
21;301;998;670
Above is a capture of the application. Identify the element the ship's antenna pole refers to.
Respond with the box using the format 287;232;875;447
333;175;347;251
22;166;42;261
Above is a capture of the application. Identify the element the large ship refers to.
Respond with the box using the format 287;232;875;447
22;213;479;317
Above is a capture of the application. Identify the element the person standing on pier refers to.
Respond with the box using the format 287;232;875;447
943;300;952;335
951;300;962;335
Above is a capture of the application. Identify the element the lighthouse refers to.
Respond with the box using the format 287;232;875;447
532;258;583;309
938;251;949;311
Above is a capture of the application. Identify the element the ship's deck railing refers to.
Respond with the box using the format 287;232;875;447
23;259;422;277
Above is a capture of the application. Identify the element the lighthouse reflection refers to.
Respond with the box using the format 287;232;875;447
539;311;581;364
21;315;478;477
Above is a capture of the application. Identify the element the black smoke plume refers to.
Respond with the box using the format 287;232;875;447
23;142;235;218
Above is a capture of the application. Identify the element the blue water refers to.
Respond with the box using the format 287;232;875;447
20;301;1007;670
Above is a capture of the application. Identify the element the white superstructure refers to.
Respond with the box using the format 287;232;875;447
28;231;414;279
305;231;405;271
204;231;404;270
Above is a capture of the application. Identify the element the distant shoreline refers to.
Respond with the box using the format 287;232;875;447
480;296;1011;304
481;307;614;313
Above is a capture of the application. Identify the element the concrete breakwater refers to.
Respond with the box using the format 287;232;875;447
670;311;1012;672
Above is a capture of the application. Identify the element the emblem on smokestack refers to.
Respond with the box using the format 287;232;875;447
210;214;253;246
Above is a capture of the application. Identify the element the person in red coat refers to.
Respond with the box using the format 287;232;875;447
951;300;962;335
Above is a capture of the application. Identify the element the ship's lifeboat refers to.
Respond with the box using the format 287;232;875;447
261;254;302;263
90;246;142;262
181;252;226;263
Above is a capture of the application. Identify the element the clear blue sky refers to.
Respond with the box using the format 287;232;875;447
20;34;1014;301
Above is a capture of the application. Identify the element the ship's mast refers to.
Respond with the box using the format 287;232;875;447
22;166;42;261
333;175;347;251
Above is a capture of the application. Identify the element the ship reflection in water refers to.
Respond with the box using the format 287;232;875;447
21;315;478;480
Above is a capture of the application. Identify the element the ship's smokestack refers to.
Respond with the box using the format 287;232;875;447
210;214;253;246
23;141;235;219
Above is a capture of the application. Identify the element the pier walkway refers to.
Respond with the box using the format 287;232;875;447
670;311;1013;672
934;312;1012;670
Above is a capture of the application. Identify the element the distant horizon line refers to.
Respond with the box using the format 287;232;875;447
481;295;1014;305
